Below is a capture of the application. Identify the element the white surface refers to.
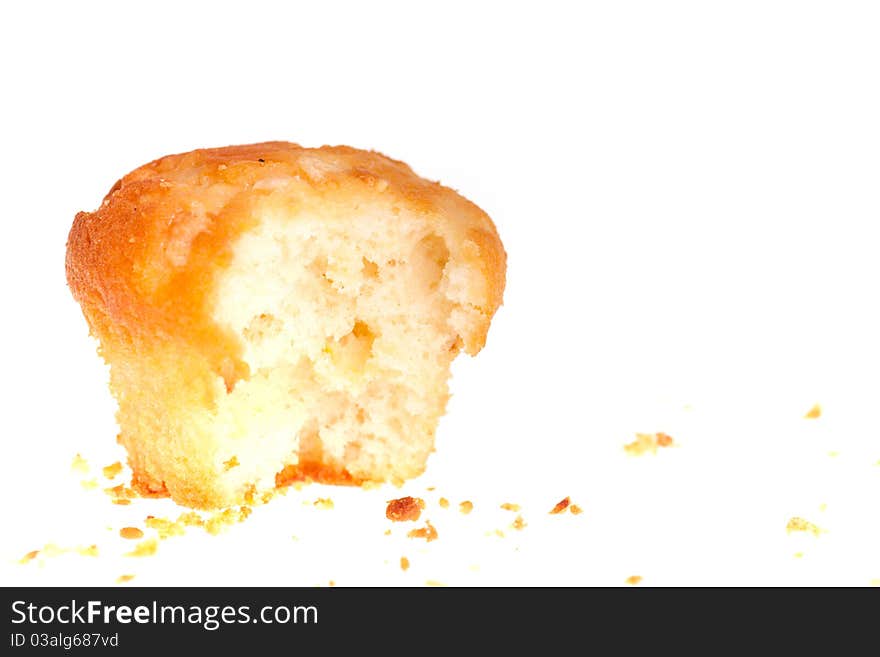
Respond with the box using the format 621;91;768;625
2;0;879;586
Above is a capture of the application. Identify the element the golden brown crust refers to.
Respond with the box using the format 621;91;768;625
66;142;506;508
66;142;505;352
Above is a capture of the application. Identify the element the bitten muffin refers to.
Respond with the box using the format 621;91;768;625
65;142;506;509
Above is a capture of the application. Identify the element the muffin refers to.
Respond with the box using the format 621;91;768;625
65;142;506;509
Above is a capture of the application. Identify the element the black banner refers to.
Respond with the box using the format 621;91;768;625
0;587;871;651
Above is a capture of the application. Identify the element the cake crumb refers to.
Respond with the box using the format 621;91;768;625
384;529;392;536
786;517;822;536
438;497;449;509
177;512;205;528
20;550;39;564
145;516;186;539
105;484;139;504
501;502;521;512
655;432;674;447
116;574;135;584
125;538;158;557
102;462;123;479
328;580;336;587
205;507;251;535
313;497;335;510
425;580;445;587
407;520;438;542
77;545;99;557
804;403;822;419
550;496;571;514
570;504;583;515
625;575;643;586
625;432;674;456
119;527;144;540
512;515;527;530
459;500;474;515
400;556;410;572
80;478;99;490
26;545;83;565
386;496;425;522
71;453;89;474
223;456;240;471
426;486;436;492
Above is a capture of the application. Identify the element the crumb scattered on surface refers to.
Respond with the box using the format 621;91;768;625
20;550;39;564
328;580;336;587
425;580;445;587
407;520;438;542
570;504;583;515
77;545;99;557
625;432;674;456
501;502;521;512
438;497;449;509
655;432;674;447
205;507;251;535
116;574;135;584
105;484;138;505
119;527;144;540
512;515;527;530
126;538;158;557
41;544;66;558
313;497;334;510
625;575;643;586
178;512;205;528
426;486;435;492
804;403;822;419
383;529;391;536
145;516;186;539
21;544;98;563
786;517;822;536
550;496;571;514
386;496;425;522
400;556;410;572
102;462;123;479
71;453;89;474
459;500;473;515
223;456;240;471
80;478;99;490
794;552;804;559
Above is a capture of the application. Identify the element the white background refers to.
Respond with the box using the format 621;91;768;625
1;1;879;586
